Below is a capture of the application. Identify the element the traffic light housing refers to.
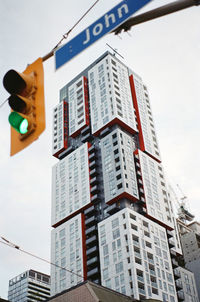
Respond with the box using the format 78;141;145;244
3;58;45;156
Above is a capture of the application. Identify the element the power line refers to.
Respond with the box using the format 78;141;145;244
42;0;100;62
1;1;100;110
0;237;84;280
0;98;8;109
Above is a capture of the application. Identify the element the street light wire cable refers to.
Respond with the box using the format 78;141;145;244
0;237;84;280
0;98;8;108
52;0;100;51
42;0;100;61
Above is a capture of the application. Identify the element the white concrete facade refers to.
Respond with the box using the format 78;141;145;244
100;128;139;204
98;208;178;302
135;150;174;229
51;143;91;226
88;54;137;135
68;76;89;137
51;213;86;296
178;267;199;302
129;72;161;162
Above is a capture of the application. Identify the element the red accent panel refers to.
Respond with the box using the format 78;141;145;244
83;77;90;127
144;151;161;164
93;117;137;137
52;203;92;228
106;191;139;206
70;124;88;138
145;213;174;231
129;74;145;151
81;213;87;280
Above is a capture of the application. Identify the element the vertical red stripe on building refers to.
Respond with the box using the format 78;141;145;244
129;75;145;151
83;77;90;127
81;213;87;280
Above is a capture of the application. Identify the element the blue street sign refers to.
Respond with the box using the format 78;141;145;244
55;0;152;69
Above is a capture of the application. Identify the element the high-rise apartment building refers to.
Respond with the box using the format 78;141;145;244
8;270;50;302
50;52;195;301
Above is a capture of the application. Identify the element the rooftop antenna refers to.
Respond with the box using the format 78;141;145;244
106;43;124;59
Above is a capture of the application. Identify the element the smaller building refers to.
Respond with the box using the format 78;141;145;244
8;270;50;302
177;267;199;302
47;280;162;302
177;219;200;301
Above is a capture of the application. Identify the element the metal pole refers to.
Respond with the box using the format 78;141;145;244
113;0;200;34
42;0;200;62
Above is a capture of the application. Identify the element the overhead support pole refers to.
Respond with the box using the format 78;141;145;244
113;0;200;34
42;0;200;62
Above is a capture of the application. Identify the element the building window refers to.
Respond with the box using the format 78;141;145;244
103;268;109;280
113;228;120;239
115;262;123;274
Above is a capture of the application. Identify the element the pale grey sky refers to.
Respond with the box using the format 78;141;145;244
0;0;200;298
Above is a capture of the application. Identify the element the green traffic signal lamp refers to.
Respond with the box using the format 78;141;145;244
3;58;45;156
8;112;29;134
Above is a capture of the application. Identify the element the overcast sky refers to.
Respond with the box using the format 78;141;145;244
0;0;200;298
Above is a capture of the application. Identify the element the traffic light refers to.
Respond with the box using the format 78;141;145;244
3;58;45;156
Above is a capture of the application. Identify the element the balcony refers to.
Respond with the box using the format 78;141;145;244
171;258;178;268
173;268;181;279
176;279;183;290
59;146;74;159
90;185;99;195
140;197;146;204
90;177;98;185
87;267;99;278
89;153;96;161
91;194;100;203
81;126;90;136
88;145;95;154
86;246;98;257
139;207;147;215
87;256;98;267
81;133;91;143
89;160;96;169
170;249;176;258
84;206;97;217
106;203;121;215
167;229;173;238
90;168;98;177
177;291;185;301
86;235;97;247
100;127;110;138
168;238;175;248
85;225;97;236
85;216;96;227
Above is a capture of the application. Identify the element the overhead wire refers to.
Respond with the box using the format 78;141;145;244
0;237;84;280
42;0;100;61
0;98;8;108
52;0;100;51
1;0;100;109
